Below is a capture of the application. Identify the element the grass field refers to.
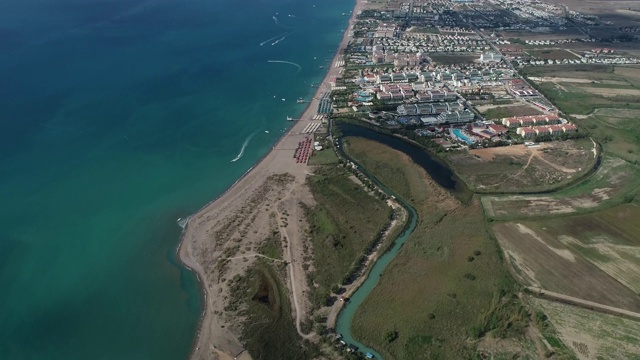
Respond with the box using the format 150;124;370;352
527;49;580;61
306;165;392;308
577;107;640;162
429;54;478;65
482;154;640;220
447;139;596;193
535;81;640;115
308;148;340;166
410;27;440;34
480;104;544;120
532;297;640;360
344;137;538;360
493;221;640;312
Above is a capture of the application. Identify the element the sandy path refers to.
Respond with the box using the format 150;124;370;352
221;253;286;263
533;152;577;173
485;152;535;188
528;76;594;84
179;1;365;358
527;287;640;320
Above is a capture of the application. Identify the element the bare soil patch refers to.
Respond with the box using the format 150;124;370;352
479;104;544;119
529;76;599;84
448;140;595;193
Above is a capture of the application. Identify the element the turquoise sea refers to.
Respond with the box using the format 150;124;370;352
0;0;352;358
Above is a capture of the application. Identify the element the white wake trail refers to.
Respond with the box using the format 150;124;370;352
271;36;285;45
267;60;302;73
231;131;258;162
260;32;287;46
272;15;293;29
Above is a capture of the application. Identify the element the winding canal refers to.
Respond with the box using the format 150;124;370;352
333;123;461;359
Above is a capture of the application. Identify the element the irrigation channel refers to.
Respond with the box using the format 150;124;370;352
333;123;463;359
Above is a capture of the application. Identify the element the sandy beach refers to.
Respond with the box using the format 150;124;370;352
178;1;366;358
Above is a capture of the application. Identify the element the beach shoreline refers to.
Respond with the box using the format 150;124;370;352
177;1;363;358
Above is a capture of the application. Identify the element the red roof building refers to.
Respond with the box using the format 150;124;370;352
517;127;537;139
548;125;563;135
488;124;508;134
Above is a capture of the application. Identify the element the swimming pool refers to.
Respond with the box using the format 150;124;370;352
452;129;476;145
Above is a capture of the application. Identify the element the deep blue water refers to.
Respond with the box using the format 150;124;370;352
0;0;352;358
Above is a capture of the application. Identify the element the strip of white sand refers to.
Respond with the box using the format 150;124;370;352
178;1;366;358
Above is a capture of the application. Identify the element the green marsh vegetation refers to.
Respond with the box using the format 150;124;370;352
227;262;321;359
305;164;393;309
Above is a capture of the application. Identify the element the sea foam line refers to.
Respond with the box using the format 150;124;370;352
231;131;258;162
267;60;301;73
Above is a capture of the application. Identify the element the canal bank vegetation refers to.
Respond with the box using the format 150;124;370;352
345;137;542;359
304;164;393;310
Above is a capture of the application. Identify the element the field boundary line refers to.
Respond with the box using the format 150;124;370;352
526;287;640;321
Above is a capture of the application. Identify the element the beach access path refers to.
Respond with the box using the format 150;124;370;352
179;1;366;358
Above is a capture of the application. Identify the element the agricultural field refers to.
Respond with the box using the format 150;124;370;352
493;221;640;312
522;65;640;115
482;154;640;220
305;165;392;309
478;103;544;120
532;297;640;360
344;137;540;360
524;203;640;294
447;139;596;193
548;0;640;26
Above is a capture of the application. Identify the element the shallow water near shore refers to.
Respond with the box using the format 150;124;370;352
0;0;352;358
